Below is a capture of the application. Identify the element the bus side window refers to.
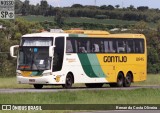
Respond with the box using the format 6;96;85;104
135;39;144;53
92;44;100;52
66;40;73;53
78;39;88;53
104;40;116;53
126;39;135;53
117;40;126;53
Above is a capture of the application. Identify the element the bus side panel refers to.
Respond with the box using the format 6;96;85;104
96;54;146;83
63;54;108;83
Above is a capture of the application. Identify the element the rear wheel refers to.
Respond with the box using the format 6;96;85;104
117;72;124;87
62;73;74;89
33;84;43;89
123;72;132;87
109;72;124;87
85;83;103;88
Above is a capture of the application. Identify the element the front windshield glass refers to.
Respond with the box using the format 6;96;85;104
18;47;51;71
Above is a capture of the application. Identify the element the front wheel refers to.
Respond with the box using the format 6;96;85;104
33;84;43;89
62;73;74;89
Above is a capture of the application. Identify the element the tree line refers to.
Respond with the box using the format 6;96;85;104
15;0;160;23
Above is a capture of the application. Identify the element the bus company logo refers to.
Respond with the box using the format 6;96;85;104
2;105;11;110
104;56;127;63
0;0;14;19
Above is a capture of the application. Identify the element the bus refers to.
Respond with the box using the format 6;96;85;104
10;30;147;89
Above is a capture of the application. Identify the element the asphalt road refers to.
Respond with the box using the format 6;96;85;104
0;86;160;93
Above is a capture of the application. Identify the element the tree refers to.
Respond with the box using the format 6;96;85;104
40;0;48;16
127;5;135;10
137;6;149;11
54;9;65;28
71;4;83;8
21;0;30;16
115;5;120;9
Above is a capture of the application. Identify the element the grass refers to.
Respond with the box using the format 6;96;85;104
0;88;160;104
0;74;160;113
16;15;157;28
0;89;160;113
17;15;55;22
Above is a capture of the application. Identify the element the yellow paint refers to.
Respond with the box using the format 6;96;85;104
96;53;147;82
56;75;61;82
21;71;32;77
65;30;110;35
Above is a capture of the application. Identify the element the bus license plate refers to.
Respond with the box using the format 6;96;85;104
29;79;35;82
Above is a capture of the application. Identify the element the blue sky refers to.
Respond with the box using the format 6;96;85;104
21;0;160;9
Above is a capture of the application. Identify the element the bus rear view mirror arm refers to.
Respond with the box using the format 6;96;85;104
10;45;19;58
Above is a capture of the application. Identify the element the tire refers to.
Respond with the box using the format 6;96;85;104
62;73;73;89
123;72;132;87
109;72;124;87
33;84;43;89
117;72;124;87
85;83;103;88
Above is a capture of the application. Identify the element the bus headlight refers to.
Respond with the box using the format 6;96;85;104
17;72;22;76
43;72;52;76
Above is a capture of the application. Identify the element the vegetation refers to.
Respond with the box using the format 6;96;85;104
0;89;160;104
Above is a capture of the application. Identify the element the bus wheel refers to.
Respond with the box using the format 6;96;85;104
123;72;132;87
62;73;73;89
85;83;103;88
33;84;43;89
116;72;124;87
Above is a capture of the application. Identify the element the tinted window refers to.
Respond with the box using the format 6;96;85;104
66;37;145;54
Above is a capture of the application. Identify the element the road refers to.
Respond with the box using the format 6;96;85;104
0;86;160;93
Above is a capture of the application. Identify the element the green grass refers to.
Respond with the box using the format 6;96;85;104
16;15;136;25
17;15;55;22
0;74;160;113
16;15;157;29
0;88;160;104
65;17;136;25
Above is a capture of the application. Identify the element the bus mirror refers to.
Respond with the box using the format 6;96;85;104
49;46;54;57
10;45;19;58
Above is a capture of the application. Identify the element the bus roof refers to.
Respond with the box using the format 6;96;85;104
65;30;110;35
105;33;146;39
22;32;68;38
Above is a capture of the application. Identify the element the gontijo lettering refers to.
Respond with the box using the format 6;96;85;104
104;56;127;62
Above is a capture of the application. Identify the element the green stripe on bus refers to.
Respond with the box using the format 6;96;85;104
87;54;106;77
78;54;98;78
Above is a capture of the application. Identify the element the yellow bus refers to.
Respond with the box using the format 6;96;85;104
10;30;147;89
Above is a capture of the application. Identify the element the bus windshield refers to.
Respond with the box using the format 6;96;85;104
18;47;51;71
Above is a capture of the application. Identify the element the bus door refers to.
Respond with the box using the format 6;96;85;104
53;37;64;72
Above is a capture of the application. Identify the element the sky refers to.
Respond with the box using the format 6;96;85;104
21;0;160;9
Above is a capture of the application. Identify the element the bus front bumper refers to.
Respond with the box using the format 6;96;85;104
17;76;65;85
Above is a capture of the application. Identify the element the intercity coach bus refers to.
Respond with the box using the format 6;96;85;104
10;30;147;89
